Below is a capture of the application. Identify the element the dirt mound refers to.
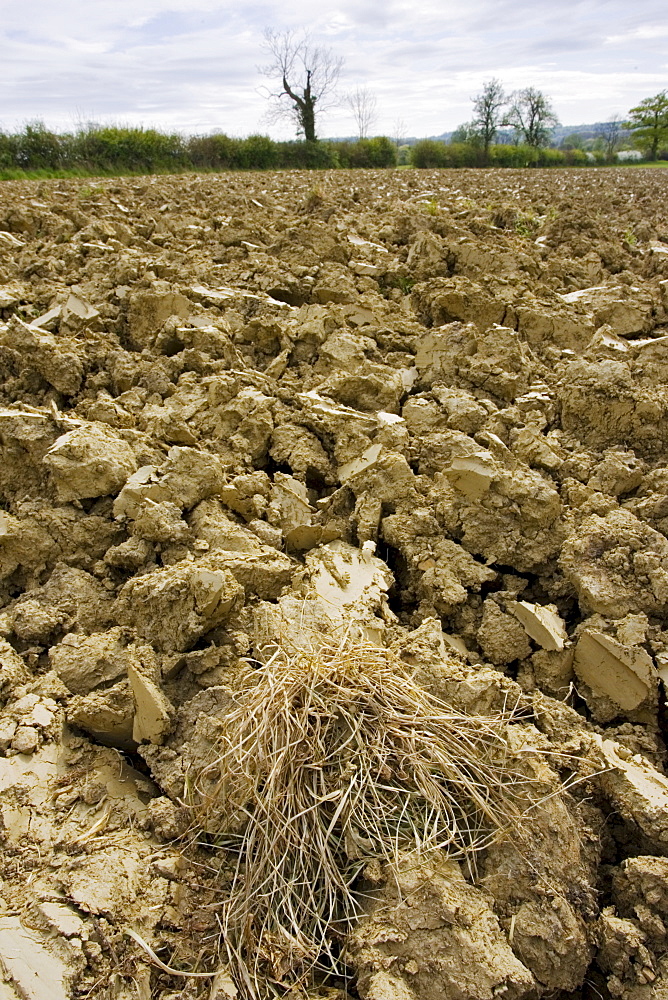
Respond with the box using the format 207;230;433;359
1;167;668;1000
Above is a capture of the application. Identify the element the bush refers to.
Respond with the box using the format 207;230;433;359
188;135;339;170
0;123;615;177
410;141;606;169
239;134;279;170
446;142;480;167
411;139;450;167
411;140;485;168
488;144;536;167
188;133;245;169
14;122;64;169
278;140;338;169
72;125;187;171
0;133;17;169
369;136;399;167
561;148;589;166
337;136;397;168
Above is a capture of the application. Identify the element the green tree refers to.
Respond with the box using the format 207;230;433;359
260;29;342;142
471;79;506;161
560;132;583;150
626;92;668;161
451;121;479;144
504;88;559;149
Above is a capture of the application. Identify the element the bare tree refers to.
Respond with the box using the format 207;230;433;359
597;114;623;160
471;79;506;161
344;86;378;139
504;87;559;148
392;117;408;148
259;29;343;142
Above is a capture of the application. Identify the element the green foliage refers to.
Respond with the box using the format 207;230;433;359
279;140;338;169
560;132;583;150
539;147;570;166
14;121;64;169
0;120;635;179
0;166;134;180
367;135;398;167
188;133;245;169
396;144;411;166
238;134;279;170
411;139;451;167
471;79;506;158
73;125;188;171
562;148;590;166
513;211;540;238
504;88;559;149
122;132;339;171
488;144;537;167
451;122;479;145
411;141;602;170
627;92;668;161
0;132;16;169
76;184;101;200
335;136;397;167
390;274;415;294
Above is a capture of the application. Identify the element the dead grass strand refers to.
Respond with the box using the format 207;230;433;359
190;638;540;997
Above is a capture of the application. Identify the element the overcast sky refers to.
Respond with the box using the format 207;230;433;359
1;0;667;138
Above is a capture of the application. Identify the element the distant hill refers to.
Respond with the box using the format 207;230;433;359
431;122;632;147
327;122;632;148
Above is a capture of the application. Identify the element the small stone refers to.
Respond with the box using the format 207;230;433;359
147;797;189;840
573;629;657;714
128;662;174;744
11;726;40;754
477;600;532;666
44;424;138;502
0;718;17;752
507;600;567;651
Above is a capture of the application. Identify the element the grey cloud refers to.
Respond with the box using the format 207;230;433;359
2;0;667;137
520;33;602;56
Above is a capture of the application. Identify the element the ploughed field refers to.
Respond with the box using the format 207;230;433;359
1;167;668;1000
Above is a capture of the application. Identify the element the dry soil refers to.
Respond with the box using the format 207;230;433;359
1;167;668;1000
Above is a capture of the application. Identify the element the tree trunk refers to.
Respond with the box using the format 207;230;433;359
301;70;317;143
302;102;317;143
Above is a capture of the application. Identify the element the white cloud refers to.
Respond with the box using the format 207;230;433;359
606;23;668;44
1;0;666;138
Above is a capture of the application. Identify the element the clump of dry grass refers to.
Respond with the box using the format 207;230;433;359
191;637;537;996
